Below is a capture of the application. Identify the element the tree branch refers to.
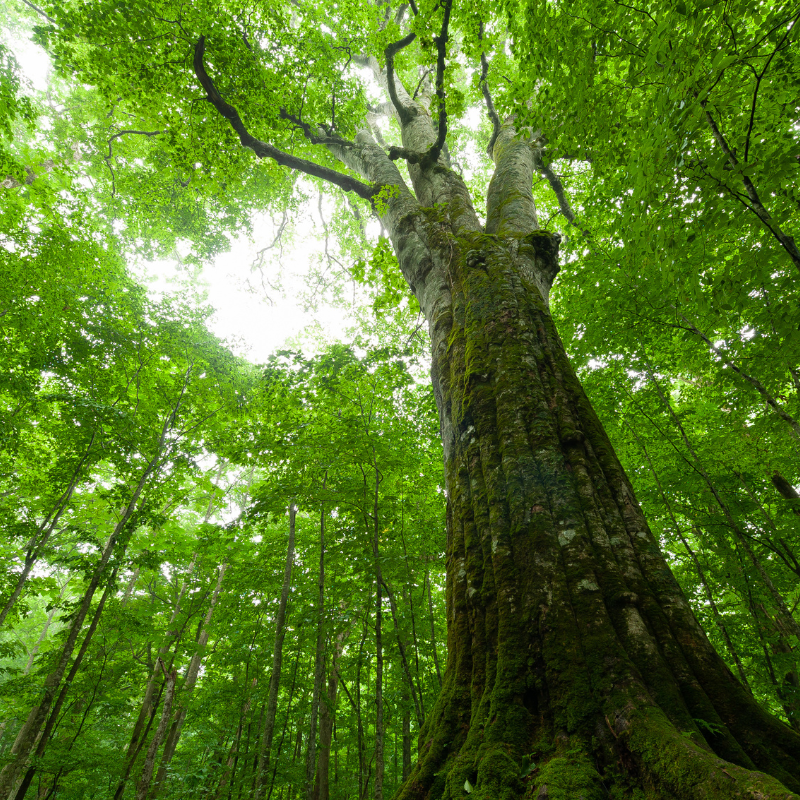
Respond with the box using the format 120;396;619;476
18;0;56;24
677;310;800;441
385;31;417;124
533;151;590;239
743;7;800;163
702;100;800;273
277;108;355;149
478;25;501;158
193;37;374;202
427;0;453;166
385;0;452;169
108;129;163;144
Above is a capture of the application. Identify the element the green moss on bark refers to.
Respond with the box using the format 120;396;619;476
394;219;800;800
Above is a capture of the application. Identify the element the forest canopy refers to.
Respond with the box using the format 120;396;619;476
0;0;799;798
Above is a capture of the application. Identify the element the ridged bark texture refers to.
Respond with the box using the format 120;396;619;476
394;226;800;800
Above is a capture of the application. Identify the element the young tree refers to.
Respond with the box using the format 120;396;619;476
26;0;800;796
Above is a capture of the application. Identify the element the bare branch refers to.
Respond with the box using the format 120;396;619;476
277;108;355;149
108;129;163;143
743;7;800;162
412;68;431;100
677;310;800;441
533;152;590;239
193;36;374;202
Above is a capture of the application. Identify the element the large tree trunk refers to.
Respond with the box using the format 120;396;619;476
391;216;800;798
326;61;800;796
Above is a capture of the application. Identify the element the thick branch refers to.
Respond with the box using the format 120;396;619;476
427;0;452;166
193;37;374;201
384;0;451;169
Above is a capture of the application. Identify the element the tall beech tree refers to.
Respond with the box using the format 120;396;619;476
5;0;799;797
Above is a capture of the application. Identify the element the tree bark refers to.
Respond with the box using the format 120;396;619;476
254;504;297;799
394;219;800;797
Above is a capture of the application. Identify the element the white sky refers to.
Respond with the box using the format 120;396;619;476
4;25;366;364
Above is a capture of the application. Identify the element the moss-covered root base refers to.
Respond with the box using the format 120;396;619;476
398;719;799;800
625;708;798;800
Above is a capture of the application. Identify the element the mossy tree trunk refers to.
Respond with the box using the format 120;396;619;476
194;42;800;800
395;223;800;799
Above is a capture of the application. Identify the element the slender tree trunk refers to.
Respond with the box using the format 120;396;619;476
372;468;384;800
0;433;96;628
424;569;441;689
113;554;196;800
305;500;327;800
0;494;143;797
135;665;178;800
11;567;121;800
645;360;800;642
355;624;367;800
151;563;228;797
625;419;752;691
254;503;297;799
399;516;424;693
402;702;411;782
267;647;302;800
313;629;344;800
23;576;72;675
382;580;424;728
